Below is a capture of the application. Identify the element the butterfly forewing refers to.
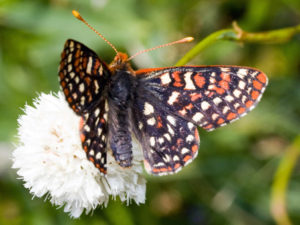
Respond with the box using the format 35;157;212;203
59;39;110;114
137;66;268;131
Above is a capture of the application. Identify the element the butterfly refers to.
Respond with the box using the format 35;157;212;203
58;11;268;176
58;38;268;176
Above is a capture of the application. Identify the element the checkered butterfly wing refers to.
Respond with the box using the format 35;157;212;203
134;66;267;175
59;39;110;174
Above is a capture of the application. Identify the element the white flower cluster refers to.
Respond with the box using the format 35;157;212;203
12;92;146;218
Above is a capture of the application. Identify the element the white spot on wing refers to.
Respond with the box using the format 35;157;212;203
144;102;154;115
150;137;155;147
79;83;85;93
68;64;72;72
147;117;156;126
167;115;176;126
188;122;194;130
94;108;100;116
96;152;101;160
201;101;210;111
238;80;246;89
223;106;230;114
192;112;204;122
87;56;93;74
184;72;196;90
167;91;180;105
160;72;171;85
213;97;222;105
225;95;234;102
167;124;174;136
164;133;171;141
186;135;194;143
221;67;230;72
237;69;248;78
233;89;241;98
181;148;190;154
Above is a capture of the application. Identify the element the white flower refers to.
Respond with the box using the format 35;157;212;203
12;92;146;218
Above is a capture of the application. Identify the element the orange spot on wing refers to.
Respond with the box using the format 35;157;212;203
83;146;88;152
194;129;200;142
96;164;100;168
208;92;214;98
256;73;267;84
61;81;66;88
89;157;95;163
93;60;100;74
61;51;66;59
251;90;260;100
100;118;106;123
219;80;229;90
80;133;86;142
84;77;92;85
192;144;198;153
59;71;64;79
83;57;88;69
177;138;184;146
253;80;263;90
217;118;225;125
59;62;65;71
204;124;213;130
63;88;69;96
74;58;80;67
220;72;231;82
67;97;72;103
212;87;225;95
194;73;205;88
246;100;254;108
100;168;107;174
227;112;237;120
179;108;187;116
183;155;192;162
185;103;194;110
75;49;81;58
173;71;183;87
237;107;246;114
190;93;202;101
79;117;84;130
174;163;181;169
156;116;163;128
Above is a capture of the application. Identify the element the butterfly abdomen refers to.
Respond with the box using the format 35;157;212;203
108;70;136;167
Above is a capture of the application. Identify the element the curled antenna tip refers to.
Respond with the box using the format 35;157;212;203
72;10;83;21
182;37;194;42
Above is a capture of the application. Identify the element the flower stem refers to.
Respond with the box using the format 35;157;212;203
175;22;300;66
270;136;300;225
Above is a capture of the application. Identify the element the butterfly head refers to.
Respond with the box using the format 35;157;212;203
109;52;134;73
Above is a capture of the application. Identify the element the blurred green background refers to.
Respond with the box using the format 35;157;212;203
0;0;300;224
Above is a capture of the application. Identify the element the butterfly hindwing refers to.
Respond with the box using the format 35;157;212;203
137;66;268;131
59;39;110;115
132;96;200;175
80;99;109;174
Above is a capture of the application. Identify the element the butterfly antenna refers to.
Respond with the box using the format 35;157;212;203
72;10;118;55
127;36;194;61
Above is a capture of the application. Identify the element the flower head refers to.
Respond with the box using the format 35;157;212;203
12;92;146;218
